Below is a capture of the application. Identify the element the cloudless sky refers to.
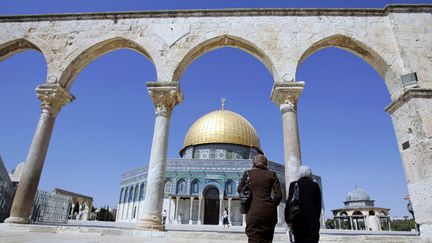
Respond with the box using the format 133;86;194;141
1;0;431;218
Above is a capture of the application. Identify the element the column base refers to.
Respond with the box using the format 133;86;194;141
197;220;201;225
4;216;30;224
189;220;192;224
420;224;432;237
136;215;164;231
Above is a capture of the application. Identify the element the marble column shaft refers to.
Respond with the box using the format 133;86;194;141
271;82;304;193
197;196;202;225
137;82;182;230
228;198;232;225
168;196;172;224
6;83;73;224
175;197;180;224
219;197;223;225
189;197;193;224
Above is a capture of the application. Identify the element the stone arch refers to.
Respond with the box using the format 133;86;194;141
139;183;145;201
123;187;129;203
296;34;400;96
0;38;45;62
58;37;155;90
119;188;124;203
133;184;139;202
172;34;277;83
128;185;134;202
201;182;223;198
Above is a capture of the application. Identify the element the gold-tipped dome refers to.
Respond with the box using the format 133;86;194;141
182;110;261;152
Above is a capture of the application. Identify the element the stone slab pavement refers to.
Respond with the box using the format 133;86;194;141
1;222;430;243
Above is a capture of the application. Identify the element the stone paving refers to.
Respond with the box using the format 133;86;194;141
1;221;430;243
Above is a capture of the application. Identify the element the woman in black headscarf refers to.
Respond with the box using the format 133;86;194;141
285;165;322;243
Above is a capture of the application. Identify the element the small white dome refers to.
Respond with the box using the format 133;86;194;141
346;187;370;201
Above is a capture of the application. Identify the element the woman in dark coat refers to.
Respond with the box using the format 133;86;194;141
285;165;322;243
237;154;283;243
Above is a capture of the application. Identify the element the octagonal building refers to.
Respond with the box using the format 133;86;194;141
116;108;290;226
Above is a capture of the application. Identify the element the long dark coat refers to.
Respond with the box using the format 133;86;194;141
237;168;282;243
285;177;322;243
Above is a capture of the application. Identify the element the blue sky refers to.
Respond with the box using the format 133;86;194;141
1;0;430;218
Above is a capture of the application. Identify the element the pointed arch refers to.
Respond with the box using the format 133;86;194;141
0;38;44;62
190;179;200;195
297;34;401;96
298;34;395;79
123;187;128;203
176;178;187;195
59;37;155;89
172;34;276;82
224;179;236;195
139;183;145;201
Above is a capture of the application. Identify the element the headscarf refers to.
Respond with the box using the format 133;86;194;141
297;165;313;179
253;154;268;169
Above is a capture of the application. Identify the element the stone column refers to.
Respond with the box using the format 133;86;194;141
271;82;304;193
219;196;223;225
5;83;74;224
228;198;232;225
277;205;281;225
364;216;369;230
167;196;172;224
189;197;194;224
175;196;180;224
137;82;182;230
69;202;74;219
385;89;432;236
242;214;246;227
388;218;392;231
197;195;202;225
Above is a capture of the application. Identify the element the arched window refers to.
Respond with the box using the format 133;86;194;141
133;185;139;202
177;179;187;194
191;179;199;194
164;180;172;195
225;180;235;195
139;183;145;200
128;186;134;202
119;188;124;203
123;187;128;203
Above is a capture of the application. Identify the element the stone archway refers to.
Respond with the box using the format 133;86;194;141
1;6;431;235
203;186;220;225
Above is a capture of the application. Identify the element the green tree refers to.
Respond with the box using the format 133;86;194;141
391;219;416;231
96;206;115;221
325;219;335;229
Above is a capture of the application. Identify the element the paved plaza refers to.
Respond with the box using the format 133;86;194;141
1;221;429;243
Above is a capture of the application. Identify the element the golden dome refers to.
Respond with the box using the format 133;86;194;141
182;110;261;152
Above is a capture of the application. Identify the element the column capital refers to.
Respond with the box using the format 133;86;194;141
147;81;183;117
36;83;75;117
271;81;304;113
